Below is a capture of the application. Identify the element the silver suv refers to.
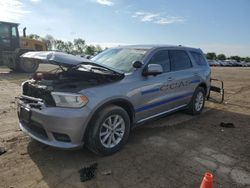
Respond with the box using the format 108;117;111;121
17;45;211;155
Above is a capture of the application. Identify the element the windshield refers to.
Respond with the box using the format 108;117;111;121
91;48;148;73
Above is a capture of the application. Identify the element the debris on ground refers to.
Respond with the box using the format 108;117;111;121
220;122;235;128
20;151;28;155
101;169;112;176
0;147;6;155
79;163;98;182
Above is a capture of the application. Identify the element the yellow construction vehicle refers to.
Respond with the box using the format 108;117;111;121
0;21;47;72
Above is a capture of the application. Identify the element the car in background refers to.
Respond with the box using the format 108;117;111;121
208;60;220;67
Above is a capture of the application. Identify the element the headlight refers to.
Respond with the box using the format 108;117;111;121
51;92;88;108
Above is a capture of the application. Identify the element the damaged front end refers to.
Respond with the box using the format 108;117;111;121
16;52;125;147
19;51;124;108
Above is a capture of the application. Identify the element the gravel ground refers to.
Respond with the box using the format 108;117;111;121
0;65;249;188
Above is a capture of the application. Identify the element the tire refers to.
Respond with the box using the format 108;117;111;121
7;67;19;72
187;87;205;115
86;105;131;155
17;58;39;73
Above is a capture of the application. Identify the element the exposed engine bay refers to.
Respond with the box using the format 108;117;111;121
22;64;124;106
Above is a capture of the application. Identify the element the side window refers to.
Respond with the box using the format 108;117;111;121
169;50;192;71
148;50;170;72
190;51;207;66
11;26;17;38
0;24;10;38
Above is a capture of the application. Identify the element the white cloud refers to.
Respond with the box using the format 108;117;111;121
133;11;184;25
0;0;29;22
96;0;114;6
30;0;41;3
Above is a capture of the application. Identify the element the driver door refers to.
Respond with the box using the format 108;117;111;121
136;50;175;122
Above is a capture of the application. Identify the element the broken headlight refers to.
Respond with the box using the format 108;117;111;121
51;92;88;108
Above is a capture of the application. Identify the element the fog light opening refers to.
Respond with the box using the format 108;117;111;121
53;132;71;142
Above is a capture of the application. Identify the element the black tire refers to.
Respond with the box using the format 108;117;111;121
7;66;19;72
17;58;39;73
86;105;131;155
187;87;205;115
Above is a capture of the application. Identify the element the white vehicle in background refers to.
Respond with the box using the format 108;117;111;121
208;60;220;67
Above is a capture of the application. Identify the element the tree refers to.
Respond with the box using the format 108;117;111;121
217;54;226;60
85;45;96;55
73;38;86;55
64;41;74;54
53;40;67;52
43;34;54;50
229;56;241;62
26;34;104;56
206;52;217;60
95;45;103;54
245;57;250;62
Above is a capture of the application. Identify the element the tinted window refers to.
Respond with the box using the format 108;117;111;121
169;50;192;71
190;51;207;66
148;50;170;72
0;24;10;38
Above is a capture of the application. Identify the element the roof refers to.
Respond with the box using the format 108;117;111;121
119;44;201;51
0;21;19;26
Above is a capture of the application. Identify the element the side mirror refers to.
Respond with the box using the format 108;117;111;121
143;64;163;76
132;61;143;68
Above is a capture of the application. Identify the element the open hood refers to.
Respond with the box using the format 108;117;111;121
21;51;92;67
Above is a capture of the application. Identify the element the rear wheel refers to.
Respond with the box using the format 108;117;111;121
86;105;130;155
8;50;39;73
187;87;205;115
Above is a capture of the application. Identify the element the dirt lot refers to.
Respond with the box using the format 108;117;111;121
0;65;250;188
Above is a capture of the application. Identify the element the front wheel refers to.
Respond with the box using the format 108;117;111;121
17;58;39;73
86;105;131;155
187;87;205;115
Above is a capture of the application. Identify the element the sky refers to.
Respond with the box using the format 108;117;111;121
0;0;250;56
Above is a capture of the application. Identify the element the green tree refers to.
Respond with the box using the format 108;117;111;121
26;34;104;56
229;56;241;62
245;57;250;62
64;41;74;54
206;52;217;60
95;45;103;54
85;45;96;55
53;40;67;52
73;38;86;55
217;54;226;60
43;34;54;50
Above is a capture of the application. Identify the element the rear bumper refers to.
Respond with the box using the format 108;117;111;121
18;101;92;149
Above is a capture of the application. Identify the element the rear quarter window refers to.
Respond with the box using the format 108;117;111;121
190;51;208;66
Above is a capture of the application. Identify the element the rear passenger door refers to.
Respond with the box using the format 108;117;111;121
167;50;196;107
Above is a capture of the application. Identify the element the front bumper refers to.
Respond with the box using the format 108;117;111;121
17;100;92;149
